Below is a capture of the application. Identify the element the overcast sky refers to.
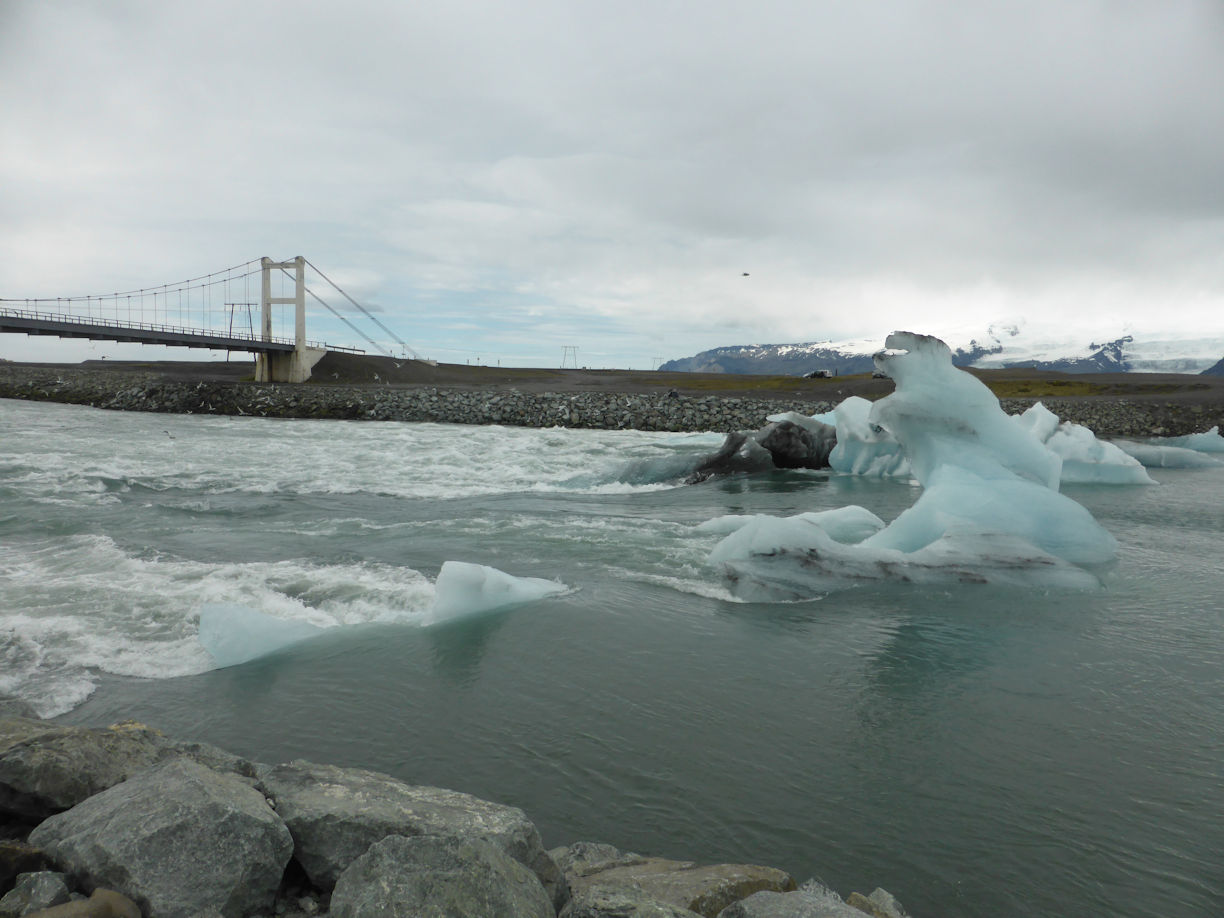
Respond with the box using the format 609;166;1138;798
3;0;1224;368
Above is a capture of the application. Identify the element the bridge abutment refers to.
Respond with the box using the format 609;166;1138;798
255;346;327;383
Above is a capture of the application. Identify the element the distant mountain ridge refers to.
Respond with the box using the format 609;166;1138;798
660;325;1224;377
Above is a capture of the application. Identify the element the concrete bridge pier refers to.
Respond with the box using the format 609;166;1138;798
254;255;326;383
255;346;327;384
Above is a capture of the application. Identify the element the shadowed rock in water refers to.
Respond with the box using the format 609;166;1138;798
687;420;837;483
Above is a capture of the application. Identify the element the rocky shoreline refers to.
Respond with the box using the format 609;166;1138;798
1;702;915;918
1;362;1222;438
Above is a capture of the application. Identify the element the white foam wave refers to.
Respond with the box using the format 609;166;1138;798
0;402;706;502
0;533;436;716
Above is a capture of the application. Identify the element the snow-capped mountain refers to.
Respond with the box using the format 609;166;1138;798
660;321;1224;376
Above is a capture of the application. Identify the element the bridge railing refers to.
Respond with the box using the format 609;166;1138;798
0;304;331;350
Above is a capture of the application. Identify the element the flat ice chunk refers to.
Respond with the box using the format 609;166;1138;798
198;603;325;668
827;396;910;478
430;561;567;623
1113;440;1224;469
1149;426;1224;454
719;527;1103;598
1014;402;1154;485
706;506;886;563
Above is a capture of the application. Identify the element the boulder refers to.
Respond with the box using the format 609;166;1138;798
687;420;836;483
329;834;554;918
551;841;650;878
16;889;140;918
0;871;70;916
555;843;795;918
716;888;862;917
29;759;291;918
1;843;51;896
687;432;776;483
0;718;258;822
755;421;836;470
716;881;902;918
258;760;566;908
560;886;704;918
844;889;909;918
0;699;37;722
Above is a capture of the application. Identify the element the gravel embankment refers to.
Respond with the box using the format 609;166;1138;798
1;363;1220;437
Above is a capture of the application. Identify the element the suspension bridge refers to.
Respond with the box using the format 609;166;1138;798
0;257;422;382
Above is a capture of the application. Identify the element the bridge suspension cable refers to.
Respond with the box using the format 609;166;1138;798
275;265;394;359
0;259;270;339
2;256;419;363
304;259;424;361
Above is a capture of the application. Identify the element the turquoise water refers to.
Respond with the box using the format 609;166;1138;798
2;397;1222;917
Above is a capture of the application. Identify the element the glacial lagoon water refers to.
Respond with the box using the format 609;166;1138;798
2;396;1222;917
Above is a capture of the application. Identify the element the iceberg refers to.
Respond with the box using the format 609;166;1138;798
197;562;567;667
1152;426;1224;453
197;603;325;668
816;391;1155;486
708;332;1118;597
1013;402;1155;485
701;506;887;553
430;561;567;623
1112;440;1224;469
826;396;910;478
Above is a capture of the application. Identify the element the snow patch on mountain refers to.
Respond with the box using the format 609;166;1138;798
660;319;1224;376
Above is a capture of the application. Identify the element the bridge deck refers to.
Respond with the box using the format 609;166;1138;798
0;309;298;354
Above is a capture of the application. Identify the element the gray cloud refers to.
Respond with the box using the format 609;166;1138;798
3;0;1223;366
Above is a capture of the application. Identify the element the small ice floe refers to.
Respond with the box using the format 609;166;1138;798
1114;425;1224;468
1150;425;1224;454
197;603;325;668
826;396;910;478
1013;402;1154;485
197;562;568;667
429;561;568;624
1112;440;1224;469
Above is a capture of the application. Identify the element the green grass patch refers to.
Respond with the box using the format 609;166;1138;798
985;379;1111;398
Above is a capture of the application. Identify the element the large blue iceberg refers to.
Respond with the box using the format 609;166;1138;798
710;332;1120;596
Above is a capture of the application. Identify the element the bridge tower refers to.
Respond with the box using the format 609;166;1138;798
255;256;327;383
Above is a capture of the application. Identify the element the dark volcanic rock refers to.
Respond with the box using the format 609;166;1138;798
688;419;836;483
687;432;777;483
257;760;567;908
329;834;554;918
28;759;291;918
756;420;837;469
